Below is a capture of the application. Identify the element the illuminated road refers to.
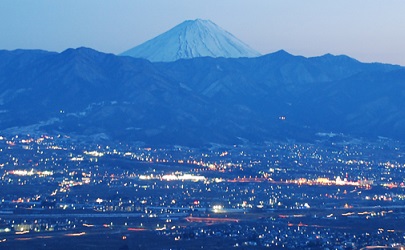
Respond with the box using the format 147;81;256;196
0;212;144;219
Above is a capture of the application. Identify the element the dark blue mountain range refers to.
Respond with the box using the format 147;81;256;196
0;47;404;145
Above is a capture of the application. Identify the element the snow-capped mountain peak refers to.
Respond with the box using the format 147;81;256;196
120;19;261;62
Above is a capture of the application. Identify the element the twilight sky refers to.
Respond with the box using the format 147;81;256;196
1;0;405;65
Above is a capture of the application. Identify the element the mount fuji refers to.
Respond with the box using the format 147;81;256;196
120;19;261;62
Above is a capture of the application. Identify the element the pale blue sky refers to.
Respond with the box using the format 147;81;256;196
1;0;405;65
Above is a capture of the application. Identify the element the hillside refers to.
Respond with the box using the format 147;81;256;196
0;48;404;145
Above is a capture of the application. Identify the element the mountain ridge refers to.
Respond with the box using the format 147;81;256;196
0;48;404;145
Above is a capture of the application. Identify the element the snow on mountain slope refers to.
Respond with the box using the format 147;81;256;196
120;19;261;62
